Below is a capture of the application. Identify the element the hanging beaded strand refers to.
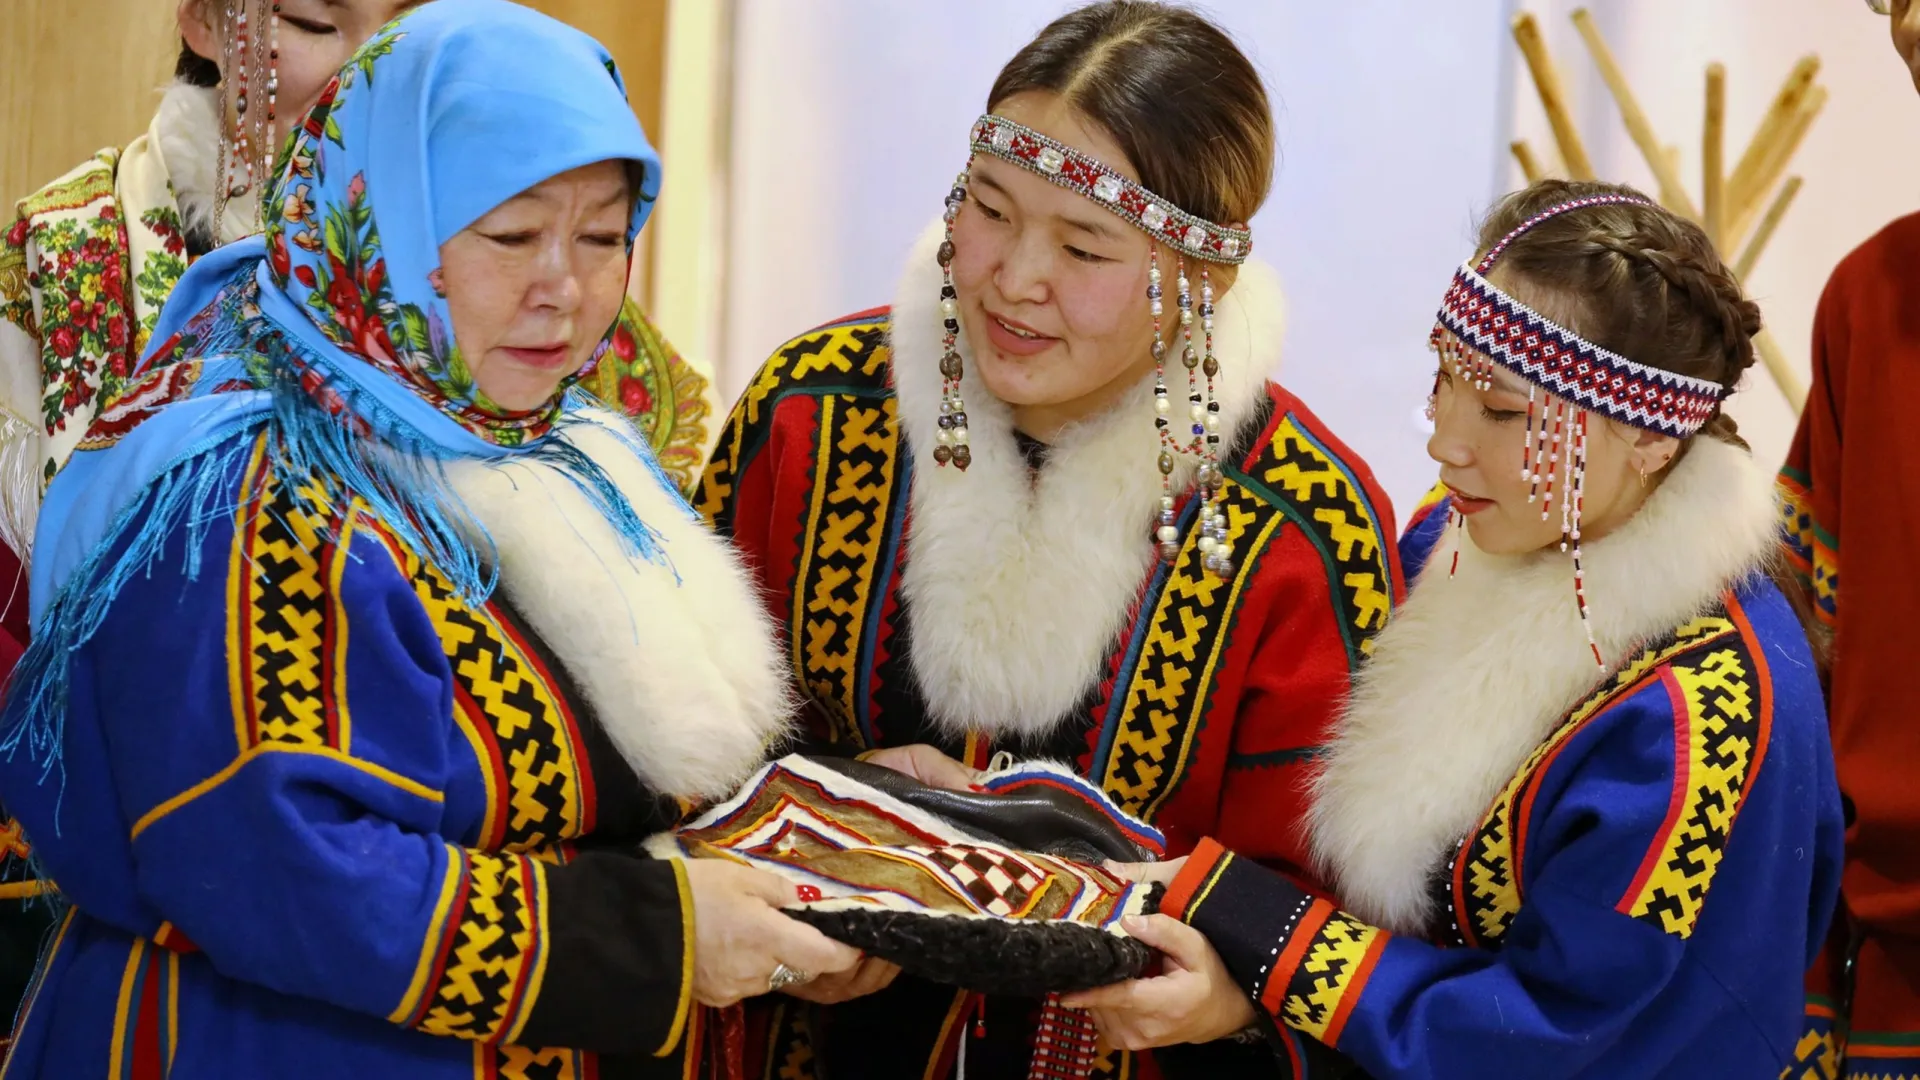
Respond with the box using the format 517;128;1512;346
1570;409;1602;667
934;171;972;471
214;0;241;232
263;1;281;218
1197;265;1231;575
1150;248;1180;560
234;0;253;204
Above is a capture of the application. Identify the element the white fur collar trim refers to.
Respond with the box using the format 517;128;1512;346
445;409;790;800
891;219;1285;739
1307;436;1779;934
152;80;251;248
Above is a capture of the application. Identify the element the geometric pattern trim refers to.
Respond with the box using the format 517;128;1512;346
1777;468;1838;626
392;847;549;1045
1436;263;1725;438
227;435;352;754
969;115;1251;264
1449;615;1740;948
367;522;595;854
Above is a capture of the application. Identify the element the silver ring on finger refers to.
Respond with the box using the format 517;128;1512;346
768;962;812;993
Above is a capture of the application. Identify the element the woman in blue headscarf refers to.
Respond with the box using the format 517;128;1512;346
0;2;856;1075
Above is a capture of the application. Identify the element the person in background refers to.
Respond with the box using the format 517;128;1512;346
1779;2;1920;1076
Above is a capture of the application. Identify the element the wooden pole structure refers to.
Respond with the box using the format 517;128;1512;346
1569;8;1698;220
1733;175;1802;281
1513;13;1596;180
1511;140;1550;183
1702;64;1727;249
1726;56;1820;217
1506;9;1823;414
1755;329;1809;412
1729;86;1827;246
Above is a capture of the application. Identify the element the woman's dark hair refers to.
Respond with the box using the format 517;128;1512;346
177;40;222;87
987;1;1274;227
1472;178;1761;449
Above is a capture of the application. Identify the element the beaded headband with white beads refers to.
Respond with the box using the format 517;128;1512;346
1430;195;1730;439
968;114;1252;264
1425;193;1735;670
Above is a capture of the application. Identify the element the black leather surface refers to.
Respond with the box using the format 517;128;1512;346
803;756;1157;864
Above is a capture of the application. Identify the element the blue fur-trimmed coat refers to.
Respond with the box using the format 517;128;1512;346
0;407;788;1078
1163;436;1844;1078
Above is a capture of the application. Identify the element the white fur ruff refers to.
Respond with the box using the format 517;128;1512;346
890;219;1287;740
152;80;250;247
445;408;790;801
1306;437;1781;935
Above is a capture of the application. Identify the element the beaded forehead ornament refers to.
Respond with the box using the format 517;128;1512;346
1427;194;1734;668
933;113;1254;578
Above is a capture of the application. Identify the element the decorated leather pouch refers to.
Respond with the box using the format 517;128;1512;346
649;754;1166;996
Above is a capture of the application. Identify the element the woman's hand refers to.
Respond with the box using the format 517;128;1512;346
778;954;903;1004
682;859;861;1007
1104;856;1187;887
1061;914;1257;1050
861;743;981;791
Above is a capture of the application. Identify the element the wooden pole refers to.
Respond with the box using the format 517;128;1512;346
1568;8;1698;220
1733;175;1802;280
1511;140;1549;183
1754;327;1809;412
1513;13;1596;180
1729;85;1826;246
1727;56;1820;213
1703;64;1726;249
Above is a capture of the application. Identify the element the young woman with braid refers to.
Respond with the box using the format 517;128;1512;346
1071;180;1844;1079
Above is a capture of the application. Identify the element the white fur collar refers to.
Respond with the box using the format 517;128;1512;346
891;219;1285;739
1307;436;1779;934
445;409;790;800
151;80;250;248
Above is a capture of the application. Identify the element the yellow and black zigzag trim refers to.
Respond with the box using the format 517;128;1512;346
1242;415;1395;664
1102;473;1284;821
790;392;903;750
1621;615;1770;938
695;313;890;525
1272;901;1385;1049
372;529;591;854
1453;616;1739;947
226;437;353;754
393;846;549;1044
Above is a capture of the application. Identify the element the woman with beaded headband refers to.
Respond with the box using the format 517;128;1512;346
697;2;1401;1075
1069;179;1844;1079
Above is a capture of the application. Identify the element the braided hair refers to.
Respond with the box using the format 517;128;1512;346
1473;179;1761;448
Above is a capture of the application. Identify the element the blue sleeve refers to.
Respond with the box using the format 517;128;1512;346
18;444;695;1055
1397;486;1452;584
1164;659;1790;1078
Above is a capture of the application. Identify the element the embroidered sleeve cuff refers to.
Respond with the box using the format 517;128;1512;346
513;851;694;1056
1166;838;1390;1052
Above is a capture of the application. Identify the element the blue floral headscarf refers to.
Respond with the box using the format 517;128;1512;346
8;0;672;789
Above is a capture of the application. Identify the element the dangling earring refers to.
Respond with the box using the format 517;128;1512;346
1148;253;1229;577
934;170;971;471
214;0;281;236
1637;465;1648;488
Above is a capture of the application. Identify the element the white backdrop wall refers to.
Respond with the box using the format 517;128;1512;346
719;0;1918;520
